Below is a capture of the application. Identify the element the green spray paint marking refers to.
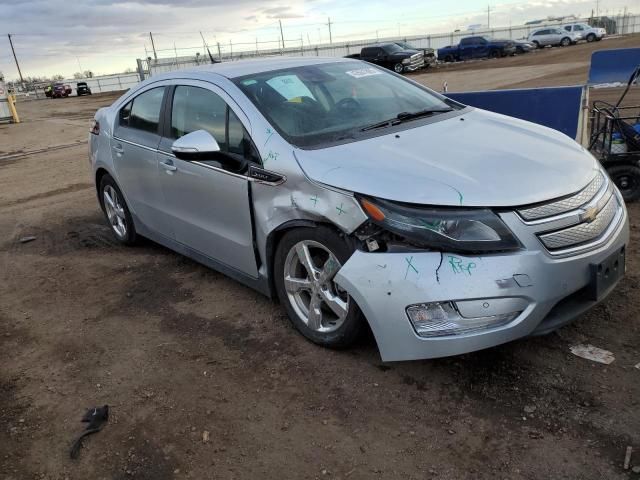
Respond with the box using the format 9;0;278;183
335;203;346;215
405;256;418;279
263;150;279;165
264;128;274;146
418;219;444;231
448;255;476;275
310;195;319;207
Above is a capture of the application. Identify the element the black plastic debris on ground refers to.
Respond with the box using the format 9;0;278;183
69;405;109;459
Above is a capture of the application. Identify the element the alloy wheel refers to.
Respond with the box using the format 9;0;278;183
283;240;349;333
103;185;127;238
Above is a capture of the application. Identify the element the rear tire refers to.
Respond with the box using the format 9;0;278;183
532;41;540;49
586;33;596;42
98;174;138;245
606;164;640;202
274;226;365;349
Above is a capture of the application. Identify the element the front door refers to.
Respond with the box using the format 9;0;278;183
157;83;260;278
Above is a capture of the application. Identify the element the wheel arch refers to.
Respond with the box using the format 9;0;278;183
95;167;112;210
264;219;350;299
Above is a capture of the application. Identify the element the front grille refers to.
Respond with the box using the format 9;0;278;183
515;170;624;254
518;171;605;221
408;53;424;69
538;193;619;250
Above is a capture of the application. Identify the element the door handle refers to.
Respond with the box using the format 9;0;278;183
112;144;124;155
160;161;177;172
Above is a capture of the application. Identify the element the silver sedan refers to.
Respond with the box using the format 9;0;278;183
89;57;628;361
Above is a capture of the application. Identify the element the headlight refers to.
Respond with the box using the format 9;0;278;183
402;58;410;64
359;197;521;253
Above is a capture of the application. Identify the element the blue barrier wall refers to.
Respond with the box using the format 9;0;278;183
447;85;583;139
588;48;640;85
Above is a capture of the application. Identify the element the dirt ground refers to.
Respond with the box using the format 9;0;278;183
1;36;640;480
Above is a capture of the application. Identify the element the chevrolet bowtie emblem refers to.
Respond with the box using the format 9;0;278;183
581;206;598;223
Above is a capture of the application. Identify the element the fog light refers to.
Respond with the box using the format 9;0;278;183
406;302;521;338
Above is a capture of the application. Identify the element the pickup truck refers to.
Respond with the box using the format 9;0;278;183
437;36;516;62
345;43;425;74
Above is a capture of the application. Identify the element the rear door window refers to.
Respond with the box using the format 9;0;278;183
128;87;164;134
115;86;165;145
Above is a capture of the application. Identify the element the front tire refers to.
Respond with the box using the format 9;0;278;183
586;33;596;42
489;50;500;59
606;164;640;202
532;40;540;49
99;174;137;245
560;37;571;47
393;63;404;74
274;226;365;348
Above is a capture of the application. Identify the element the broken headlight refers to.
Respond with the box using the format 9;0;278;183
358;197;520;253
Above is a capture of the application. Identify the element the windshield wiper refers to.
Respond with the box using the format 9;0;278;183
360;108;454;132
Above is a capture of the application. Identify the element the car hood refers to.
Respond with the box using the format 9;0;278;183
294;108;597;207
390;50;419;58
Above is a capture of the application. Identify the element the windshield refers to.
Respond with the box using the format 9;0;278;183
383;43;404;53
233;61;456;148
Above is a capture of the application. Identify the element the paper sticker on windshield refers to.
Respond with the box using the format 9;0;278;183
267;75;314;101
345;68;383;79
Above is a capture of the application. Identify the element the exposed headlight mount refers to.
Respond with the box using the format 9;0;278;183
358;197;521;253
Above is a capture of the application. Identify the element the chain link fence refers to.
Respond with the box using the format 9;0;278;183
142;14;640;77
14;73;142;101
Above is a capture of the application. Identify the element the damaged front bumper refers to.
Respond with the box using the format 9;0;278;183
335;209;629;362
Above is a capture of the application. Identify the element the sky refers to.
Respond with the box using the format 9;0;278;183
0;0;636;80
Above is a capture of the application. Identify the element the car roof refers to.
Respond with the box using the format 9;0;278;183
167;56;355;79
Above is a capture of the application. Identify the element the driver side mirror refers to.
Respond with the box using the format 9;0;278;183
171;130;221;161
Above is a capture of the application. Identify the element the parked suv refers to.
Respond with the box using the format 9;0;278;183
77;81;92;96
89;57;628;362
563;23;606;42
528;28;580;47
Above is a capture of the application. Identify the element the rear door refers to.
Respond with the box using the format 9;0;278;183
459;38;475;60
112;84;174;238
474;37;489;58
157;81;260;278
549;29;563;45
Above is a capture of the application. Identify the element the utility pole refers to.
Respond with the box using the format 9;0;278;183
200;31;216;63
307;33;311;47
595;0;599;17
487;5;491;29
327;17;333;44
7;34;24;85
200;31;207;56
217;42;222;61
279;19;285;50
149;32;158;61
